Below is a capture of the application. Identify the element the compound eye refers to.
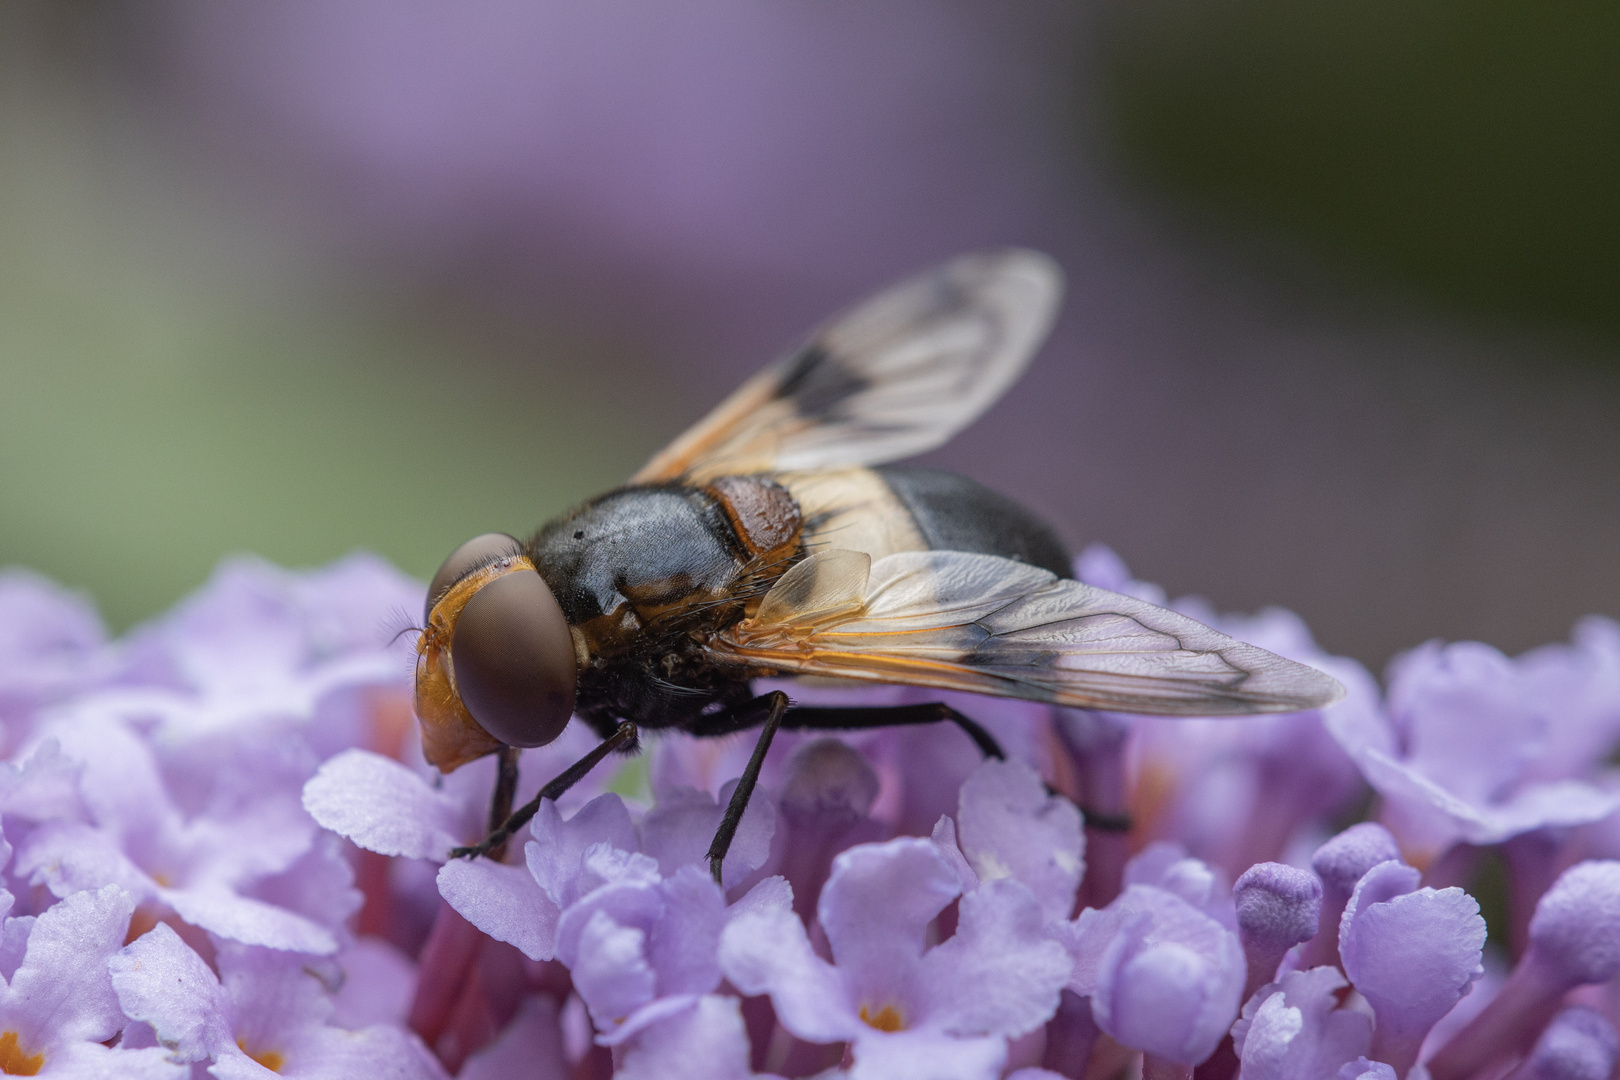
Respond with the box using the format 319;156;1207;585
426;533;523;622
451;569;577;748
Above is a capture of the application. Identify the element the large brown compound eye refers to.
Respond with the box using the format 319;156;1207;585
426;533;524;622
451;569;577;748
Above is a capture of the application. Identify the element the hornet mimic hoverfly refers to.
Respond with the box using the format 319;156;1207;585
415;249;1344;879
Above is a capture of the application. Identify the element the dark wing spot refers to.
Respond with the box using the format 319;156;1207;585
774;345;870;420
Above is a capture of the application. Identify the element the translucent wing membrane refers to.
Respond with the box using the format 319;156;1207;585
631;249;1063;484
714;550;1345;715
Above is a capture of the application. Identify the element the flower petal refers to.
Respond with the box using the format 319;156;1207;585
164;884;339;954
818;838;961;1003
302;750;465;861
526;794;637;909
920;879;1071;1038
849;1028;1007;1080
459;996;568;1080
437;857;560;961
614;995;777;1080
956;760;1083;924
4;885;135;1049
719;904;858;1043
109;922;231;1063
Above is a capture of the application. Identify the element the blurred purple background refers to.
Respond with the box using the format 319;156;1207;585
2;1;1616;668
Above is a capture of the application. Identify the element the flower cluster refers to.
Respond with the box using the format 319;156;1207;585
2;548;1619;1080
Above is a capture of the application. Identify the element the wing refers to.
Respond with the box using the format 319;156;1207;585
631;249;1063;484
707;549;1345;715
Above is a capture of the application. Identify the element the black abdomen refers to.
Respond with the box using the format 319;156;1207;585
877;466;1072;579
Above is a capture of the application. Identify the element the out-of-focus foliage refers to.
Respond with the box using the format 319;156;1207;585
1104;0;1620;344
0;26;650;627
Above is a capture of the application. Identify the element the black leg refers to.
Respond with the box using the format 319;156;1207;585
484;746;522;861
451;722;638;861
704;691;791;885
779;703;1006;760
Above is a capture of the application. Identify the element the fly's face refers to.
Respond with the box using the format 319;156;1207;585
415;533;581;770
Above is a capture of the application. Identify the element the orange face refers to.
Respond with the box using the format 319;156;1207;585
413;555;538;771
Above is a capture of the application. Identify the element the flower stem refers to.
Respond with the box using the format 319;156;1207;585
1143;1053;1194;1080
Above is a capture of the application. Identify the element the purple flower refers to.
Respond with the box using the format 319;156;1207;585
6;549;1618;1079
0;885;184;1078
721;836;1070;1080
1231;966;1372;1080
0;571;107;757
1079;547;1370;879
1327;638;1620;864
1510;1006;1618;1080
1233;862;1321;998
1298;822;1402;971
110;923;445;1078
606;994;786;1080
1429;861;1620;1080
431;787;781;1045
953;758;1084;924
1518;617;1620;784
1121;842;1235;926
1338;860;1486;1077
14;712;348;953
772;738;888;922
452;996;568;1080
1063;877;1246;1066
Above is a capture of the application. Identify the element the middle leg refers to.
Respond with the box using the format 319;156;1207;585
779;702;1006;759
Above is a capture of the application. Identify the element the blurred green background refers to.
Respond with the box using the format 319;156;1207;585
1;1;1616;667
1103;0;1620;341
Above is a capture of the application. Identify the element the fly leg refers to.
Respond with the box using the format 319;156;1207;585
788;705;1128;831
451;722;638;861
688;691;793;885
690;695;1004;885
483;746;522;860
778;703;1006;760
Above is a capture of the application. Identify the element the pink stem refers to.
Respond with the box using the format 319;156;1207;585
1040;990;1100;1078
1143;1054;1195;1080
1425;952;1569;1080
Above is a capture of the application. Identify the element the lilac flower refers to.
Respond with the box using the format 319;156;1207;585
1507;1006;1618;1080
1517;618;1620;785
1298;823;1401;971
1337;859;1486;1077
110;923;445;1078
952;758;1084;924
453;996;569;1080
1339;1060;1397;1080
14;711;348;953
771;738;887;922
605;994;786;1080
721;836;1071;1080
426;785;782;1052
0;571;106;757
1232;862;1321;999
1121;841;1235;927
0;884;184;1078
1062;875;1246;1067
4;550;1619;1079
1230;966;1372;1080
1327;637;1620;865
1078;547;1371;880
1428;861;1620;1080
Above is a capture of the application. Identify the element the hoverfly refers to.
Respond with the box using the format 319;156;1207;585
416;249;1344;879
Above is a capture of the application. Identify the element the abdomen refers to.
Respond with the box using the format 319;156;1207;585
877;466;1073;578
784;465;1072;578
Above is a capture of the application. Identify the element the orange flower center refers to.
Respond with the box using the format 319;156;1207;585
858;1004;905;1033
0;1031;43;1076
238;1040;285;1072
